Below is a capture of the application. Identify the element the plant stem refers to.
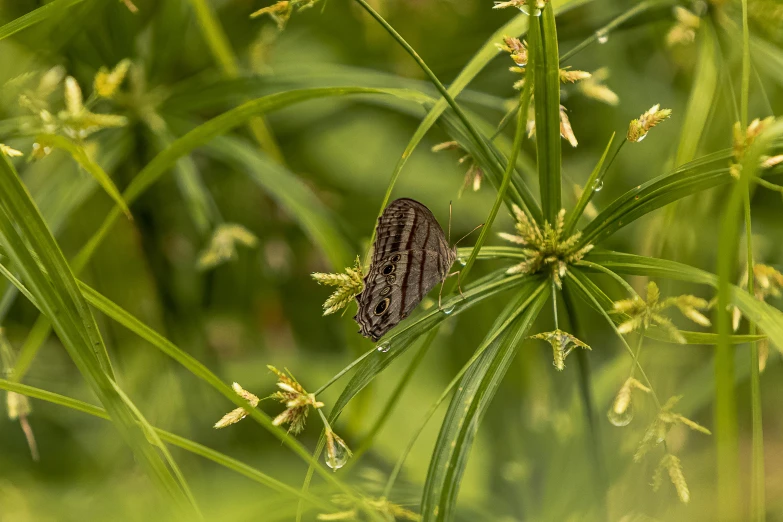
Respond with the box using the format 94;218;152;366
187;0;285;164
352;0;538;286
745;187;765;521
562;286;607;521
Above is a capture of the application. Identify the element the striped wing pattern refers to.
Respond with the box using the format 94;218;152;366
354;199;456;341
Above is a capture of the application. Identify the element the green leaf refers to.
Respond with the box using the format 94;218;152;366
0;0;86;41
329;271;543;421
0;155;196;515
0;378;335;511
674;23;719;167
40;134;131;219
421;284;549;521
585;250;783;351
532;3;562;223
569;264;763;345
564;132;614;234
579;154;734;247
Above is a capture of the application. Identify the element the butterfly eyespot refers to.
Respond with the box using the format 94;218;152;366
396;212;405;219
382;264;395;275
380;286;391;296
390;254;401;263
374;298;390;316
385;275;396;284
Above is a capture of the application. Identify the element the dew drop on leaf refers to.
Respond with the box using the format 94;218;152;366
377;341;391;353
597;31;609;44
442;304;456;315
607;402;634;427
325;443;349;470
593;180;604;192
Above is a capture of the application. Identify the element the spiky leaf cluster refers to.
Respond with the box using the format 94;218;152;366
214;382;261;429
499;206;593;288
268;365;323;435
627;104;672;142
312;256;365;315
251;0;322;30
529;329;591;371
730;117;775;178
612;281;710;343
652;453;690;503
197;223;259;270
634;396;711;462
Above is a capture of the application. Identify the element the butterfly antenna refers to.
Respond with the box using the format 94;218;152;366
454;223;485;247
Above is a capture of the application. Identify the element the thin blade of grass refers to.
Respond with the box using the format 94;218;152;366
564;132;614;234
421;286;549;521
0;155;196;515
0;0;86;40
532;3;562;222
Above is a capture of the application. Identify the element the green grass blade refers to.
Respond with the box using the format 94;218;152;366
532;3;562;223
675;24;719;167
585;249;783;350
0;378;335;511
571;260;763;345
0;0;86;40
564;132;614;234
328;270;537;420
579;161;735;247
185;0;285;164
74;281;355;493
41;134;131;219
458;63;534;294
0;155;196;514
420;285;549;521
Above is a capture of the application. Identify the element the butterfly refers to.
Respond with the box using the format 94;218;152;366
354;198;459;342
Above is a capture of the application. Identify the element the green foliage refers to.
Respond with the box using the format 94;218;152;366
1;0;782;521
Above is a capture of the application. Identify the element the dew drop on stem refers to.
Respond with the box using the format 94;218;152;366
376;341;391;353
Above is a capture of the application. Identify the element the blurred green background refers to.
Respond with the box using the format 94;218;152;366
1;0;782;520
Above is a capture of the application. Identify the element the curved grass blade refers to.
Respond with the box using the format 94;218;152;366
570;262;764;345
74;87;432;271
185;0;284;164
0;379;335;511
200;134;354;270
579;163;734;247
0;0;86;41
0;155;196;514
421;287;549;521
532;3;562;223
564;133;614;234
585;250;783;351
330;270;538;419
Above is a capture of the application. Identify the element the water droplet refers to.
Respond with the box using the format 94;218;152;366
325;443;349;470
636;133;647;143
532;8;542;16
593;180;604;192
376;341;391;353
596;31;609;44
442;304;456;315
458;257;467;266
607;403;634;427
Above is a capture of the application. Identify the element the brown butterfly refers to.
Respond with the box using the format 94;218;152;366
354;198;460;342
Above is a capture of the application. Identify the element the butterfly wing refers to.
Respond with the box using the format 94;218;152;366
354;199;456;341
